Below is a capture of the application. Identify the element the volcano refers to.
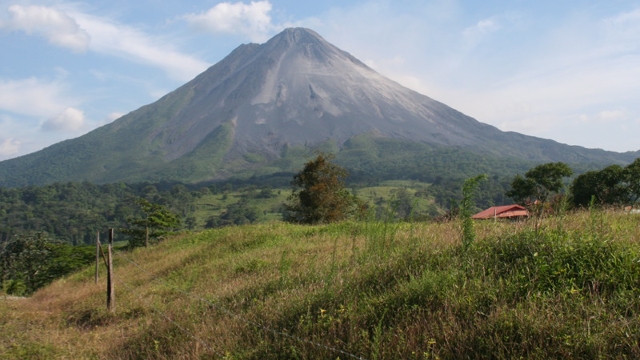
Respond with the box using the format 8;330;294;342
0;28;637;187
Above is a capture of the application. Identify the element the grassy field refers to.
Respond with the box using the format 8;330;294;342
2;209;640;359
190;180;439;229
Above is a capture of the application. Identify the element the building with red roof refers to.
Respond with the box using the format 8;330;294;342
472;205;529;220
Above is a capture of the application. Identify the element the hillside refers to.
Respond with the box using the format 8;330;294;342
0;28;638;187
2;211;640;359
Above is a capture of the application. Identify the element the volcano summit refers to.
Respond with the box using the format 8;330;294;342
0;28;636;187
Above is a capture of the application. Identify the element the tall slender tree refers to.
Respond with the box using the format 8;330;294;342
284;153;362;224
460;174;487;249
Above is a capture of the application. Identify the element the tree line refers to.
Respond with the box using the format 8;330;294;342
0;181;227;246
505;159;640;210
285;155;640;225
2;153;639;296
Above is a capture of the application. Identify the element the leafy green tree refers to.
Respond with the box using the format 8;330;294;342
0;234;51;294
205;199;261;228
570;171;601;208
624;158;640;203
284;153;362;224
571;165;628;207
0;234;94;295
140;185;159;201
507;162;573;230
121;198;180;248
507;162;573;207
169;184;194;217
185;216;198;230
390;188;415;221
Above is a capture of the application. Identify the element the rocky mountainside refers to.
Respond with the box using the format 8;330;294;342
0;28;637;187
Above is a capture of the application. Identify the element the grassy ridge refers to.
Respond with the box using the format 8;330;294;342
2;210;640;359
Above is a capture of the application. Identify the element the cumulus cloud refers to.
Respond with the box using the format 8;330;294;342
183;1;274;42
1;5;90;52
42;107;85;132
0;137;20;157
0;77;72;117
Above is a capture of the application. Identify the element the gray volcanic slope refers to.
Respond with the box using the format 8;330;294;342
0;28;638;186
153;27;492;159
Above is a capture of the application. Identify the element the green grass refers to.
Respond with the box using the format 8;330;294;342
2;210;640;359
190;189;289;226
189;181;440;230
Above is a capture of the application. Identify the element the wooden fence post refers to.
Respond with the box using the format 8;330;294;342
107;228;115;313
95;232;100;284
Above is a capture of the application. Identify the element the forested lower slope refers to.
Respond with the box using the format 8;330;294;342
0;155;519;246
0;182;199;245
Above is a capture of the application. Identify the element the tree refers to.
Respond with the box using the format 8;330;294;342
507;162;573;207
506;162;573;225
284;153;362;224
0;234;94;295
121;198;180;248
390;188;415;221
205;199;261;228
624;158;640;203
0;233;52;294
571;165;627;207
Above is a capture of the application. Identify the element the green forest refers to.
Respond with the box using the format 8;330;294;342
2;155;639;247
1;156;639;296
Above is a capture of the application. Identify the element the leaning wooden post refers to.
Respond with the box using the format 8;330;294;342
95;231;100;284
145;226;149;248
107;228;115;313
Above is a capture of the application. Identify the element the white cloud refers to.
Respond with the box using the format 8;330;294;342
578;109;629;124
183;1;274;42
499;113;561;135
597;110;627;122
0;77;72;117
42;107;85;132
0;137;20;157
1;5;90;52
106;112;124;122
463;18;501;41
2;4;209;81
71;11;209;81
604;8;640;29
95;111;124;126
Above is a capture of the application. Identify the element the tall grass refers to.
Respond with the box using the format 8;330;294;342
2;211;640;359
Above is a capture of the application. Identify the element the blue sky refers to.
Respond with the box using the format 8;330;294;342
1;0;639;161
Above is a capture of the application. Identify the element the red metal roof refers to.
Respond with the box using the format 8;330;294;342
472;205;529;220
